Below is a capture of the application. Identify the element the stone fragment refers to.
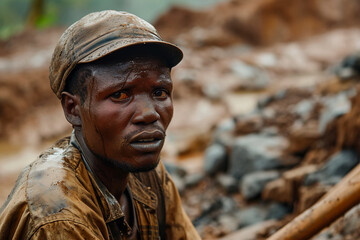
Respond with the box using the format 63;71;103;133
204;144;227;175
266;202;291;220
164;162;187;177
230;60;270;90
241;170;280;200
262;178;291;203
294;99;316;120
171;174;185;194
218;215;240;233
304;150;359;186
216;174;239;194
318;92;351;133
229;133;289;179
263;165;318;203
288;123;320;154
235;206;268;228
184;172;206;188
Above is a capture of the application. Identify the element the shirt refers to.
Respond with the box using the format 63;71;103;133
0;135;201;240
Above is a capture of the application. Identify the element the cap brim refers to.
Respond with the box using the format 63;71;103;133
79;39;183;68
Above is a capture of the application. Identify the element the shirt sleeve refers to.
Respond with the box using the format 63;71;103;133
157;162;202;240
31;220;103;240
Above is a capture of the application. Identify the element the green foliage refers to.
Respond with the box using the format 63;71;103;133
0;0;221;40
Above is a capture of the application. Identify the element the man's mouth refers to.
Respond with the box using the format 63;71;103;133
129;130;165;152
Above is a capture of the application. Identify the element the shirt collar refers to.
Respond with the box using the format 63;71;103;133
69;131;157;223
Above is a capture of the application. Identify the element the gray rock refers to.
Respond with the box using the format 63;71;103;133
318;93;351;133
218;215;240;233
304;150;359;186
164;162;187;177
334;52;360;81
241;171;280;200
275;89;287;100
202;83;222;101
266;203;290;220
294;99;315;120
234;202;290;229
230;60;270;90
218;196;239;214
204;144;227;175
229;134;289;179
171;174;185;194
235;206;268;228
261;127;279;136
216;174;239;193
184;172;206;188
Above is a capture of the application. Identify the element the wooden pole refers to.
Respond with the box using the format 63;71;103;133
268;163;360;240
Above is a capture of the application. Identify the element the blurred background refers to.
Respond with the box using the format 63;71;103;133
1;0;360;239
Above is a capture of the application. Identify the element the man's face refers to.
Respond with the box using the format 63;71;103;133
78;55;173;172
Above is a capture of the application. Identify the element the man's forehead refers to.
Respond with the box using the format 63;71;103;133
89;52;170;74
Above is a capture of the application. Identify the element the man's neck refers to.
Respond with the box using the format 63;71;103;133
74;128;129;201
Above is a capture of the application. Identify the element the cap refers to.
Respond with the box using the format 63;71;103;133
49;10;183;99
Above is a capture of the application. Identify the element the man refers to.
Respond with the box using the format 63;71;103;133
0;10;201;240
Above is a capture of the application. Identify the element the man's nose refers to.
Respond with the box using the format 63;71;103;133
131;97;160;124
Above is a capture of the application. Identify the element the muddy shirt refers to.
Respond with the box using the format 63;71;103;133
0;136;200;240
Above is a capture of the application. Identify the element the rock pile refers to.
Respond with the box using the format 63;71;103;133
167;53;360;238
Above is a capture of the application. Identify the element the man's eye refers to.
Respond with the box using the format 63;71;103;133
110;91;129;101
153;90;168;99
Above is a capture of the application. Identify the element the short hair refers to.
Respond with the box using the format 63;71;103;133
63;64;93;104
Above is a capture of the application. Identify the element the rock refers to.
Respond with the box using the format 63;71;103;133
170;174;185;194
202;83;223;101
216;174;239;194
263;165;318;203
254;53;277;68
241;170;280;200
219;196;239;214
204;144;227;175
304;150;359;186
334;52;360;81
288;122;321;154
235;206;268;228
293;99;316;120
229;133;289;179
229;60;270;90
262;178;291;203
266;202;291;220
261;127;279;136
185;172;206;188
218;215;240;233
214;118;236;146
318;92;351;133
164;162;187;177
234;113;264;136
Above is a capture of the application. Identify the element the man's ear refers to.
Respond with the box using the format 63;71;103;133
61;91;82;126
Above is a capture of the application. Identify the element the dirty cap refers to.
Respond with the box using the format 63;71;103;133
49;10;183;99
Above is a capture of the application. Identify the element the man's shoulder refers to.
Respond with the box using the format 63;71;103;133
1;137;98;229
25;137;88;218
